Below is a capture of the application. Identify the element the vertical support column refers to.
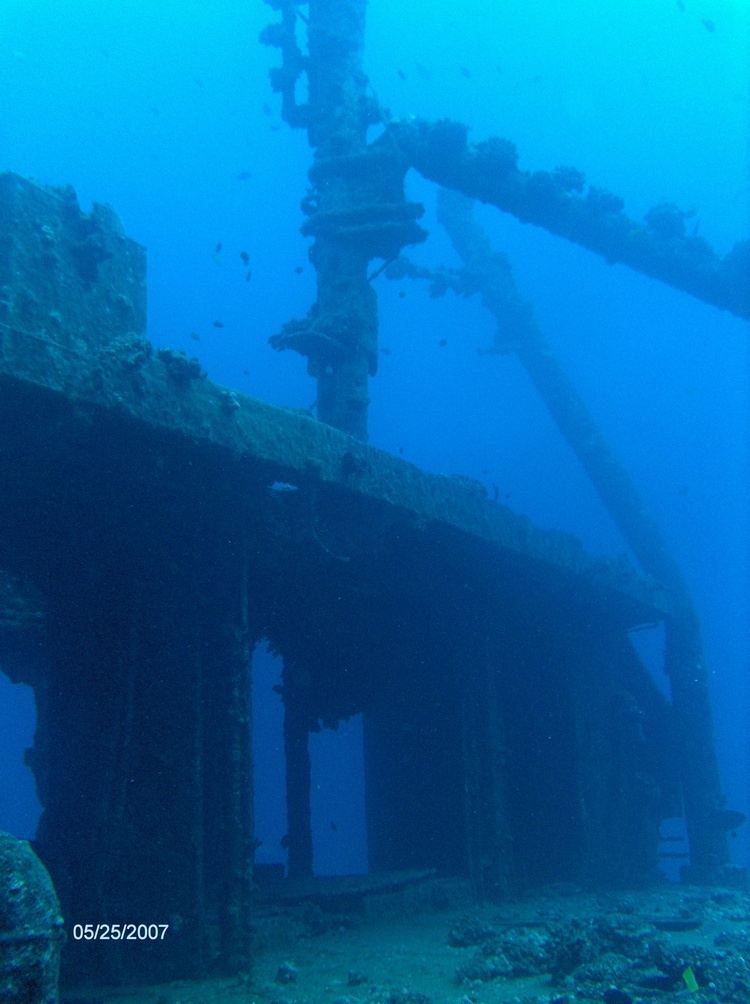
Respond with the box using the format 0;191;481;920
666;612;730;881
482;627;514;897
264;0;426;438
282;675;314;879
218;658;253;971
191;621;206;973
307;244;376;440
363;647;467;876
217;535;254;974
279;650;315;879
36;572;213;984
461;602;515;897
307;0;372;439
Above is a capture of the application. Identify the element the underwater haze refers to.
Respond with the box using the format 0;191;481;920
0;0;748;878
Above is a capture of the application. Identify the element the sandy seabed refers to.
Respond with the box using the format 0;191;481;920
62;879;750;1004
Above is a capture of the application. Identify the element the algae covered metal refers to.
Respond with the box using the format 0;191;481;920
0;830;64;1003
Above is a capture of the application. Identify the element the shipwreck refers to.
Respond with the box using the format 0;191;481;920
0;0;746;988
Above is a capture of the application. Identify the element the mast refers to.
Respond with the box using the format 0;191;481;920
262;0;425;439
261;1;736;880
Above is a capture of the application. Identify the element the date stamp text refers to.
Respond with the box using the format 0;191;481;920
71;923;169;941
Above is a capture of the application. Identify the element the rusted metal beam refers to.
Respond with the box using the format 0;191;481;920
388;119;750;322
434;189;731;879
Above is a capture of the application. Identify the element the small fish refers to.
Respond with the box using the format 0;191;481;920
213;320;225;328
193;77;204;88
189;331;200;342
438;338;448;347
269;481;299;493
215;242;222;254
492;484;500;502
702;17;715;31
245;269;253;281
240;251;250;266
243;369;249;375
294;265;304;274
330;821;338;832
397;69;407;81
398;290;406;298
676;0;685;10
236;170;253;181
212;253;222;266
380;346;392;356
460;66;472;79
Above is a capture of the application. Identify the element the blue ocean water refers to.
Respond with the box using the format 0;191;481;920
0;0;747;878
